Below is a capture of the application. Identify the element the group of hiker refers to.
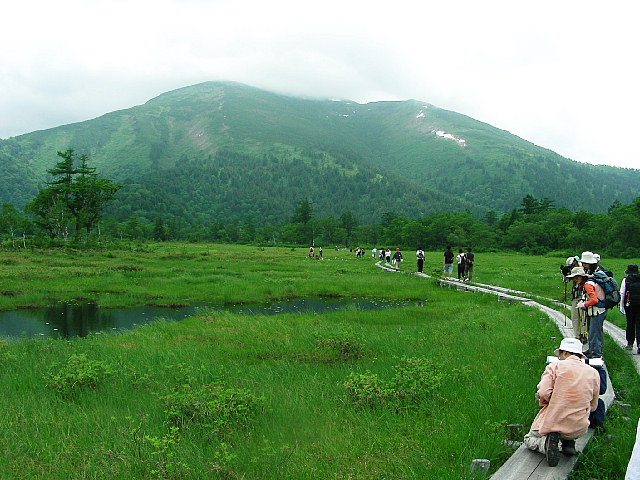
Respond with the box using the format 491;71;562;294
373;248;405;269
366;243;638;471
375;245;476;281
525;250;640;470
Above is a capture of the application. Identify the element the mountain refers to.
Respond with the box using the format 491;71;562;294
0;81;638;227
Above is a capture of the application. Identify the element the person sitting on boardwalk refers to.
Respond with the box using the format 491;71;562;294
523;338;600;467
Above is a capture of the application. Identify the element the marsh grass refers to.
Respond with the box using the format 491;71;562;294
0;245;428;311
0;286;556;479
1;244;638;479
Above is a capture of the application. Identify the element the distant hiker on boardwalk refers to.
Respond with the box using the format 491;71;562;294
456;248;466;280
620;264;640;353
464;247;475;282
309;246;314;258
385;249;391;264
416;247;425;273
524;338;600;467
565;265;589;351
443;245;454;276
393;248;403;270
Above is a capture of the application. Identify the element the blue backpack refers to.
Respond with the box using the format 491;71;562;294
591;271;621;309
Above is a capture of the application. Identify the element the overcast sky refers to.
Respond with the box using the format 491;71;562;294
2;0;639;170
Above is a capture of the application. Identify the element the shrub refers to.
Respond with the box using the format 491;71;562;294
344;358;447;409
389;358;445;405
343;372;391;407
46;353;113;397
144;426;190;479
315;325;365;361
161;383;265;433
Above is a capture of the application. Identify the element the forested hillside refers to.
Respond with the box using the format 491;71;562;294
108;147;476;228
1;81;639;228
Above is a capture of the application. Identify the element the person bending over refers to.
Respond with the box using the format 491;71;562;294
523;338;600;467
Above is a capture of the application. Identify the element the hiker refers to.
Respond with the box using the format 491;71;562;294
580;251;599;275
565;266;589;351
309;246;314;258
456;248;466;280
416;247;425;273
372;247;377;259
385;249;391;264
620;264;640;353
443;245;454;276
523;338;600;467
393;248;403;270
464;247;475;282
318;247;323;259
577;251;607;358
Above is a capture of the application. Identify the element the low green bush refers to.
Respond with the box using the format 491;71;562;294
314;324;365;361
161;383;265;433
344;357;449;409
46;353;113;397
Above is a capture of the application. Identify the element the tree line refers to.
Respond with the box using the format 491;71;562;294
1;151;639;258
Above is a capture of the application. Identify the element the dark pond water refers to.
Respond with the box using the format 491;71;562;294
0;297;416;340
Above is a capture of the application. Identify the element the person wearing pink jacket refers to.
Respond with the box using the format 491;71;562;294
524;338;600;467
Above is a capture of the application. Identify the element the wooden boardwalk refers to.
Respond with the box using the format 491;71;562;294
376;263;622;479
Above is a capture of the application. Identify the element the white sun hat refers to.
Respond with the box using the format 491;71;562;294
580;251;598;264
554;338;585;357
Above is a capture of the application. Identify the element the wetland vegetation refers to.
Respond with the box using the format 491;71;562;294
0;244;637;479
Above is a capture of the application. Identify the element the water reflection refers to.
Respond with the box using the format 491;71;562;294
0;297;415;340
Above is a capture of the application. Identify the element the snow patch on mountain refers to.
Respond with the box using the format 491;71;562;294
432;130;466;147
415;107;429;119
415;108;466;146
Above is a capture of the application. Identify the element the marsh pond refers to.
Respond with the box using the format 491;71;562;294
0;297;417;339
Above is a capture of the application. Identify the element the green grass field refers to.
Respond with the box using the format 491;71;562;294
0;245;638;479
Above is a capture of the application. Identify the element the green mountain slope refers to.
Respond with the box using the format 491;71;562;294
0;81;638;226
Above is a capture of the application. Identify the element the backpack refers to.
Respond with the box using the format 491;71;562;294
591;271;621;309
417;251;424;260
465;252;475;266
626;274;640;307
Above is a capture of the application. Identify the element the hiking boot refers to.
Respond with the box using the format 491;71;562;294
545;432;560;467
562;439;577;456
626;344;634;351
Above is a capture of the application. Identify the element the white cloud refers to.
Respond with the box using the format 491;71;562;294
1;0;639;170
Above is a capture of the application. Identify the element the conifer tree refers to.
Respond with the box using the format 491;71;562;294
26;150;121;239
